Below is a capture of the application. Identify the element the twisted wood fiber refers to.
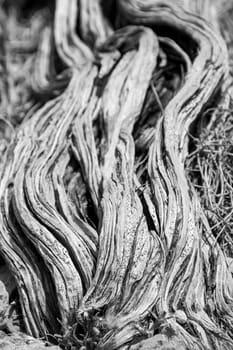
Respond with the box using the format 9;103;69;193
1;0;233;349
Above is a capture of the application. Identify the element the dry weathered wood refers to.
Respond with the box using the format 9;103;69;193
0;0;233;349
0;331;60;350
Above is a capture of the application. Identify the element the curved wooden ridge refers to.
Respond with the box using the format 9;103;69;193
1;0;233;349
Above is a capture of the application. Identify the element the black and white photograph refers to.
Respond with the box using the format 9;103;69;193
0;0;232;349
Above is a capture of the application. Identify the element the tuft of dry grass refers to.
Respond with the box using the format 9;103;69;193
187;107;233;257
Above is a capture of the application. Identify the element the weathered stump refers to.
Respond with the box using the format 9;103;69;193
0;0;233;349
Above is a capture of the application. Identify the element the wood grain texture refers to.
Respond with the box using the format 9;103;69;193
0;0;233;349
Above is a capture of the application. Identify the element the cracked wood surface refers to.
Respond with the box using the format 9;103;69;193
0;0;233;349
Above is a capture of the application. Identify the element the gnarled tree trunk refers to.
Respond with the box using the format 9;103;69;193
1;0;233;349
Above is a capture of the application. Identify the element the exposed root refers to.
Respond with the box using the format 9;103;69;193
0;1;233;350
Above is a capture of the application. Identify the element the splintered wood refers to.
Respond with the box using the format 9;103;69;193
1;0;233;349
